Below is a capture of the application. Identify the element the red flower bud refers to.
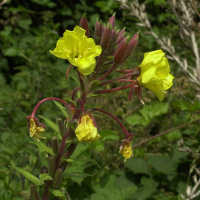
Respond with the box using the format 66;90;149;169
126;32;139;57
108;13;116;29
79;14;89;37
114;42;128;65
95;19;103;44
100;24;112;50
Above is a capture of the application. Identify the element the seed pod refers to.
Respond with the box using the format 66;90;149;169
57;118;66;137
30;185;41;200
52;168;63;189
61;144;77;161
52;137;59;156
40;166;48;174
49;156;55;177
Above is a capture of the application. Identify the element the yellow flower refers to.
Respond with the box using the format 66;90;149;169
50;26;102;75
29;118;45;139
138;50;174;101
75;115;101;142
119;139;133;162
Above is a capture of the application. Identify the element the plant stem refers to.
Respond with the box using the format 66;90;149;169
31;97;68;117
132;119;200;149
100;73;132;86
96;84;133;94
91;108;129;137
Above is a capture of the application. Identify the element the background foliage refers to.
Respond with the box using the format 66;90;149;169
0;0;200;199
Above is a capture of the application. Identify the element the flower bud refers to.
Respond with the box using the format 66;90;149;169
40;166;48;174
57;118;66;137
108;13;115;29
52;168;63;189
95;19;103;44
30;185;41;200
100;24;112;50
52;137;59;156
126;32;139;57
79;14;89;37
114;42;128;65
116;28;126;44
48;156;55;177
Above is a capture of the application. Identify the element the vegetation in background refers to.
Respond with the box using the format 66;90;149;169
0;0;200;199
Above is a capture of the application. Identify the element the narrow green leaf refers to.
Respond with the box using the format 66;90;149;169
69;73;80;86
39;173;53;184
50;189;65;200
62;172;92;178
63;157;100;168
63;97;77;107
38;115;59;133
29;141;55;156
92;114;110;121
90;80;101;88
53;100;68;118
87;93;111;99
12;167;41;185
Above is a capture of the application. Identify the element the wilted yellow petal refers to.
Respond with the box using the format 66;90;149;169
119;140;133;162
75;115;101;142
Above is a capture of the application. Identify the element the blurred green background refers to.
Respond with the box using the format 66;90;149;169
1;0;200;199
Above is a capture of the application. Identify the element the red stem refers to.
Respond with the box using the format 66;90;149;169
98;63;117;81
71;87;81;101
96;84;133;94
66;64;73;79
91;108;129;137
100;73;132;86
31;98;68;118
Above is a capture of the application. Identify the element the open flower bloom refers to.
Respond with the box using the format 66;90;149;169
50;26;102;75
29;118;45;139
137;50;174;101
119;138;133;162
75;115;101;142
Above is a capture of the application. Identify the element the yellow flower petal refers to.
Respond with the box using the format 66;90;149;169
138;50;174;101
50;26;102;75
163;73;174;90
75;115;101;142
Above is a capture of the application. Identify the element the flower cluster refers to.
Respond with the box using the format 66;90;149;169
28;14;174;166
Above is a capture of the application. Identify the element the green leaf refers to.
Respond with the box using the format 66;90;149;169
69;73;80;86
90;80;101;88
63;97;77;107
125;157;150;175
139;102;169;121
148;155;177;174
12;167;41;185
38;115;59;133
53;100;68;118
29;141;55;156
64;157;100;168
87;93;111;99
50;190;65;200
39;173;53;184
126;114;149;126
62;172;92;179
